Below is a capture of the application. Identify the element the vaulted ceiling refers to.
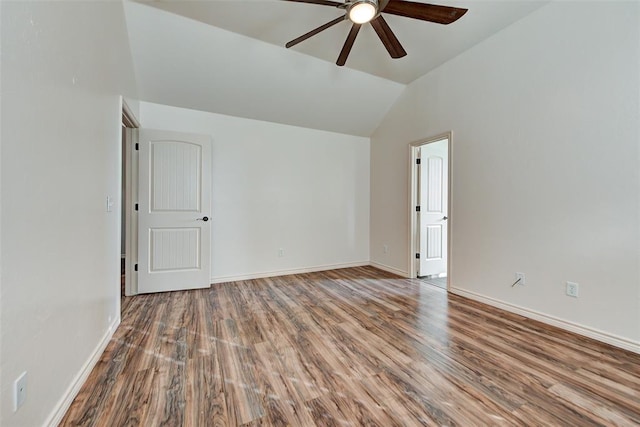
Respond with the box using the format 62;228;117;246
124;0;546;136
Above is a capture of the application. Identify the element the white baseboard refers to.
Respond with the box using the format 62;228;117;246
210;261;369;284
45;316;121;427
368;261;408;278
450;287;640;355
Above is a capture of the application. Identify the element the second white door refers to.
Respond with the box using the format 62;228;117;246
419;139;448;277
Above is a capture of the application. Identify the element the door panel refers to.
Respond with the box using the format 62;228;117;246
419;139;448;277
151;141;201;212
138;129;211;294
150;228;201;271
425;225;443;259
426;157;443;212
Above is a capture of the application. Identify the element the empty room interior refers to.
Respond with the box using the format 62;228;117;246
1;0;639;425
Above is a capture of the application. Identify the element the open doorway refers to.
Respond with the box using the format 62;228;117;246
409;133;451;290
121;100;139;301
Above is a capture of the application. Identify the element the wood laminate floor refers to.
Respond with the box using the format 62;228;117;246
61;266;640;426
419;276;447;290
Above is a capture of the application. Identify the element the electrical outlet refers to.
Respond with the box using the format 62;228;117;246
515;272;526;286
566;282;579;298
383;244;389;254
278;248;284;258
14;372;27;411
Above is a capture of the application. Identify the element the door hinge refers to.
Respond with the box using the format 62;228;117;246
135;143;139;151
135;203;139;211
134;263;138;272
416;158;421;165
416;206;421;212
415;253;420;259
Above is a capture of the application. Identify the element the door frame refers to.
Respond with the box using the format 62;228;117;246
122;99;140;296
408;132;452;289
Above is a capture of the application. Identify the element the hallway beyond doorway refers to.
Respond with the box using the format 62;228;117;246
420;275;447;289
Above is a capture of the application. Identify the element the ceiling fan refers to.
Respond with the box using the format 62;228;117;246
283;0;468;66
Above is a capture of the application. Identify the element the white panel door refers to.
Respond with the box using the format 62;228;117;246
419;140;448;277
138;129;211;294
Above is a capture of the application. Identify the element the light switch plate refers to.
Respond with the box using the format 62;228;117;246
14;371;27;411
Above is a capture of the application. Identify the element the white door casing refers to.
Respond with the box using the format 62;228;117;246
418;139;448;277
137;129;212;294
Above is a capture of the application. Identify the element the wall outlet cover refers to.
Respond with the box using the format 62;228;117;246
566;281;579;298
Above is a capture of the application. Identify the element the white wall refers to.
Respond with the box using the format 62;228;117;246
140;102;370;282
1;2;137;425
371;2;640;348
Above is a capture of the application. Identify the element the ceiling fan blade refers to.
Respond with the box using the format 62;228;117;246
286;15;347;48
383;0;468;24
282;0;343;7
370;15;407;59
336;23;361;66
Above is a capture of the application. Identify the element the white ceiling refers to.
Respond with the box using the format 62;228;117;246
124;1;547;136
142;0;547;84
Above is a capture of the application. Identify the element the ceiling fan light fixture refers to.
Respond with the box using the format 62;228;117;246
348;0;378;24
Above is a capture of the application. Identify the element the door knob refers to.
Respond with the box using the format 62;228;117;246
197;216;209;222
442;216;448;220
